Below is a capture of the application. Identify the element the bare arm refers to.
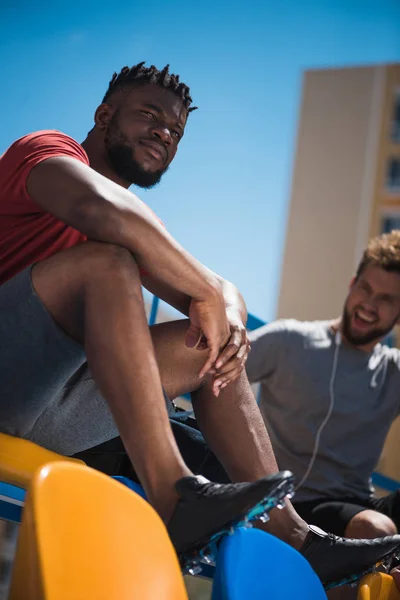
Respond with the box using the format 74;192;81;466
142;271;247;325
27;157;218;301
27;156;229;374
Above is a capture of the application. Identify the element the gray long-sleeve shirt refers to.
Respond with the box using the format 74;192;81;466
246;319;400;502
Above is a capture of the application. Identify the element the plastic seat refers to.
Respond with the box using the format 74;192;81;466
0;433;84;488
357;573;400;600
0;434;150;524
211;526;326;600
9;461;188;600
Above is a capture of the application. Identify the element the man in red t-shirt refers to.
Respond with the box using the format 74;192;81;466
1;62;399;586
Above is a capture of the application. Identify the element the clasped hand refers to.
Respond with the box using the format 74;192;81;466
185;297;250;397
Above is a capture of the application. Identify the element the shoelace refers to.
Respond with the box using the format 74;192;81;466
319;531;400;547
326;532;343;544
194;481;247;497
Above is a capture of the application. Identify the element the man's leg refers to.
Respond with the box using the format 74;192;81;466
150;319;307;548
18;253;400;587
30;241;191;520
25;240;291;550
151;320;282;486
345;511;397;538
367;491;400;535
29;308;306;544
294;499;397;538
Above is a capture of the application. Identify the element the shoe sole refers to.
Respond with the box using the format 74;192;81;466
324;549;400;591
180;474;295;576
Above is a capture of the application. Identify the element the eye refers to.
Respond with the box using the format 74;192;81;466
141;111;156;120
172;130;181;140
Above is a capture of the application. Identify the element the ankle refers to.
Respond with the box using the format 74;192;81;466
146;466;193;523
153;490;179;523
257;505;309;550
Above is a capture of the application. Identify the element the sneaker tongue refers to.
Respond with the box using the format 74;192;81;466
300;525;331;559
175;475;211;496
308;525;328;538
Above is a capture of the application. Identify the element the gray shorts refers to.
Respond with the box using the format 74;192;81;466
0;267;122;454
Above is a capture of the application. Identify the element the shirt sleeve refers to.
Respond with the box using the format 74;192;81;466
0;130;89;215
246;320;289;383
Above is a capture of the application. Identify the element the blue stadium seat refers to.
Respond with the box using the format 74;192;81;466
211;527;327;600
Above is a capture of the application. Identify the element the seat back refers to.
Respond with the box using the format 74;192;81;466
0;433;83;488
211;527;326;600
358;573;400;600
9;461;188;600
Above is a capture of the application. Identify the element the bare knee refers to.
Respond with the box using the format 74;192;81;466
151;319;209;399
32;242;141;342
34;241;140;292
75;241;139;280
345;510;397;539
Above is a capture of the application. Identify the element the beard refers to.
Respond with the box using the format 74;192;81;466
342;305;397;347
104;112;169;189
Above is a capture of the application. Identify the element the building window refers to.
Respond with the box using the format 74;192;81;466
382;215;400;233
391;88;400;144
386;158;400;193
381;211;400;349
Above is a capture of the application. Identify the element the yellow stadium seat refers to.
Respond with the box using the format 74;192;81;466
0;432;84;488
358;572;400;600
8;461;188;600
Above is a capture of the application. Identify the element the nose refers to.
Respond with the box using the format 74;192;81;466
151;124;172;146
364;298;379;313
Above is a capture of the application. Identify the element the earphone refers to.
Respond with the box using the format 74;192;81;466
294;329;341;491
370;353;388;389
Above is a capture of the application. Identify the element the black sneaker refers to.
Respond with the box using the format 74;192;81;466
167;471;295;573
301;525;400;589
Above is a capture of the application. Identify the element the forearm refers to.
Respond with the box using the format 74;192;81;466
27;157;221;303
76;190;219;302
142;271;248;323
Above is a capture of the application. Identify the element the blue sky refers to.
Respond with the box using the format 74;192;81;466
1;0;399;321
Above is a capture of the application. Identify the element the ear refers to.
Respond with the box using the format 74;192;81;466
349;275;356;289
94;103;113;131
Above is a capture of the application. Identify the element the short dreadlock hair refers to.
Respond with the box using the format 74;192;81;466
102;62;197;114
356;230;400;279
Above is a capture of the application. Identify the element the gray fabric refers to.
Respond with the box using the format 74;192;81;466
0;267;86;440
0;267;174;456
247;319;400;502
26;363;120;455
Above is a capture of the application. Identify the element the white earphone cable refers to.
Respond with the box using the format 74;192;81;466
294;330;341;491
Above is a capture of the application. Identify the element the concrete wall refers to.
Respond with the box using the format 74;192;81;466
277;66;385;320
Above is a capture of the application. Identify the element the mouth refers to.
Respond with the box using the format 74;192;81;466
139;140;167;164
353;309;378;329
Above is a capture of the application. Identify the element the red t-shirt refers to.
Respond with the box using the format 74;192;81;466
0;130;158;285
0;130;90;285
